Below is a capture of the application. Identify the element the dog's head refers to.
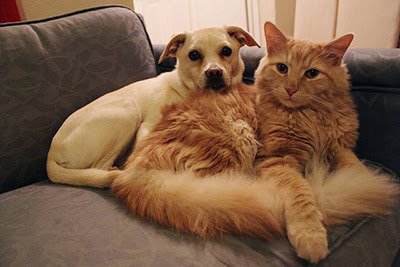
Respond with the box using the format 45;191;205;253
159;26;259;91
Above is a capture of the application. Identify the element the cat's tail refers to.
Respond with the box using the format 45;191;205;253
306;161;400;226
111;168;285;239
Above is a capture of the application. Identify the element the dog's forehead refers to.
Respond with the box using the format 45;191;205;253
186;27;233;48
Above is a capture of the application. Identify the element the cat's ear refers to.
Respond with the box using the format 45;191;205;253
264;21;287;55
323;33;354;65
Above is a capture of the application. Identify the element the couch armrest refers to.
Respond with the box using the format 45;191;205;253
0;6;157;193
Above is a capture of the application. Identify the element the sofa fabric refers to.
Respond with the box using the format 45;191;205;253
1;6;399;267
1;163;399;266
0;6;157;193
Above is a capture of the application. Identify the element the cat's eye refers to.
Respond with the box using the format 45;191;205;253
221;46;232;57
305;69;320;79
188;50;202;61
276;63;288;74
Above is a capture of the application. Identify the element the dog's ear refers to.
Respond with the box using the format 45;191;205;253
226;26;260;48
158;33;186;64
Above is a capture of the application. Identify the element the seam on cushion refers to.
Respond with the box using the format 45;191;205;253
133;10;159;74
305;219;371;267
351;86;400;94
0;5;158;79
327;219;370;256
0;5;132;27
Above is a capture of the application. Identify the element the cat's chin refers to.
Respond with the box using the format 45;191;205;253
278;97;305;109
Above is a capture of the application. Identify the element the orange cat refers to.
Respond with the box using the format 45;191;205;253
255;21;399;262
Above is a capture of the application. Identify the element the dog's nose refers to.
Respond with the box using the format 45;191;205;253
205;67;223;78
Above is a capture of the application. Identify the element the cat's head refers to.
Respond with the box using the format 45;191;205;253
255;21;354;109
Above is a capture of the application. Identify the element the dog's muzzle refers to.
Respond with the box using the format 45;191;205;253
205;67;226;90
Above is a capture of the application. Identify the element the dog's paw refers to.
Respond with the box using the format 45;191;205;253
288;222;328;263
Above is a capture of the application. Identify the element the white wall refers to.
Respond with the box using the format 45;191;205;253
336;0;400;48
135;0;249;44
293;0;400;48
293;0;338;42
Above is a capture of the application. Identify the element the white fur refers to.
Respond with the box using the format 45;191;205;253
306;161;399;225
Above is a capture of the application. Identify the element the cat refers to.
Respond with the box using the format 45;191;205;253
254;21;399;262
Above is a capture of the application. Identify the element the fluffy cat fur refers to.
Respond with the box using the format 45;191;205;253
255;21;399;262
112;84;286;240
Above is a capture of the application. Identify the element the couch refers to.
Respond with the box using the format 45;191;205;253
1;6;399;266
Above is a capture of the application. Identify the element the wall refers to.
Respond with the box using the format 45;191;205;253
275;0;295;36
135;0;248;44
293;0;400;48
335;0;400;48
16;0;133;21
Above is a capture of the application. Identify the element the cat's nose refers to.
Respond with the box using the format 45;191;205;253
285;86;298;97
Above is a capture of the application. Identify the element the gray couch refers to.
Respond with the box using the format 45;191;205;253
1;6;399;266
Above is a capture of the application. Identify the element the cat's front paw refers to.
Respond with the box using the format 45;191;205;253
288;223;329;263
295;232;328;263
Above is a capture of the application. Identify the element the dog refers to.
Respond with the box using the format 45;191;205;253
46;25;260;188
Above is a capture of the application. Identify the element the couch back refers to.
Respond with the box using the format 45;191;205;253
0;6;158;193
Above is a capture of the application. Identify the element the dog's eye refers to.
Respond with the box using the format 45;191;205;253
221;46;232;57
276;63;288;74
188;50;201;61
305;69;320;79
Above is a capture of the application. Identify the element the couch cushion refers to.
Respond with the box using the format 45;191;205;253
0;6;158;193
0;162;398;266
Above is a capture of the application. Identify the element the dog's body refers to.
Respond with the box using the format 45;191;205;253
47;26;259;188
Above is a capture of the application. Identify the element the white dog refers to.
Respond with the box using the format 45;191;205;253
46;26;259;188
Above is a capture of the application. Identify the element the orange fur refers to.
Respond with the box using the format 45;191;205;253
112;84;285;239
124;85;259;176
